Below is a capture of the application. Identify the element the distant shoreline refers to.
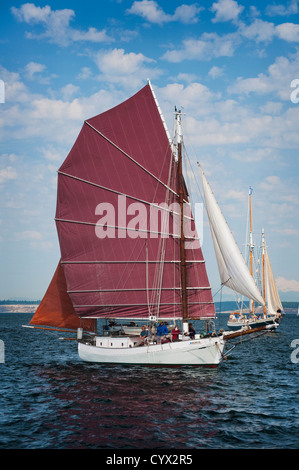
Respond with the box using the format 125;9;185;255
0;304;38;313
0;301;297;315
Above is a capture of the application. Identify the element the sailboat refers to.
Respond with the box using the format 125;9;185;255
198;176;282;331
259;229;283;323
27;81;227;367
226;228;283;330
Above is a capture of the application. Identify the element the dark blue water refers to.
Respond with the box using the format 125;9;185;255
1;313;299;449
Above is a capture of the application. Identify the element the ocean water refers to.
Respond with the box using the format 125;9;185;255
0;312;299;450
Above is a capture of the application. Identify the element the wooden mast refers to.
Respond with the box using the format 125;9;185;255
249;187;254;314
176;108;188;331
262;229;266;316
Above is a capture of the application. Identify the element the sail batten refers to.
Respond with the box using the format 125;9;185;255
199;165;265;306
61;260;205;264
56;217;199;239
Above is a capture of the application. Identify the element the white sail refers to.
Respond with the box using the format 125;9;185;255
199;166;265;305
264;242;283;315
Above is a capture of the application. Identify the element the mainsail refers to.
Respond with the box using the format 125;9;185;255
199;165;265;306
53;83;215;321
264;241;283;315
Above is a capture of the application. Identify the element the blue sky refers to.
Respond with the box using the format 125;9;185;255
0;0;299;302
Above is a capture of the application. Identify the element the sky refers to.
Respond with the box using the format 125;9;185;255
0;0;299;302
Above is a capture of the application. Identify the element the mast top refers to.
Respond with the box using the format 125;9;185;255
174;106;183;144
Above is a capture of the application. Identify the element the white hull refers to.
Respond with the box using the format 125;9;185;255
78;335;225;367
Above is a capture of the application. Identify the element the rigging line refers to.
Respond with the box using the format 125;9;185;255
85;120;179;199
181;130;205;205
149;143;174;318
146;239;151;316
231;329;270;346
182;145;211;303
146;131;178;317
112;231;149;307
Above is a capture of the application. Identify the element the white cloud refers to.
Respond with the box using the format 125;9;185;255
229;147;276;163
276;276;299;292
161;17;299;65
276;23;299;42
15;230;54;249
71;27;111;42
238;19;299;44
60;84;80;101
160;82;218;114
41;146;66;162
0;66;29;103
259;101;283;115
266;0;298;17
238;19;276;43
0;166;17;184
127;0;171;24
23;61;56;84
172;4;204;24
76;67;92;80
0;66;126;145
227;52;299;100
17;230;43;240
162;32;238;62
96;48;153;75
211;0;244;23
127;1;203;25
226;189;246;201
209;65;225;79
176;73;197;83
24;61;46;79
11;3;113;46
260;175;281;191
94;48;160;88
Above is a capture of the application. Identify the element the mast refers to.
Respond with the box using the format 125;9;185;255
175;108;188;332
261;229;266;316
248;186;254;313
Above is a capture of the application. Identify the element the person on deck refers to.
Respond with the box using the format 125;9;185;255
137;325;149;346
188;323;196;340
156;321;168;343
171;325;181;341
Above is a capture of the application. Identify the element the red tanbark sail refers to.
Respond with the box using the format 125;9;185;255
30;262;96;331
53;83;215;320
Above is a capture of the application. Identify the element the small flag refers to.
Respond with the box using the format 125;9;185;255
249;186;253;195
